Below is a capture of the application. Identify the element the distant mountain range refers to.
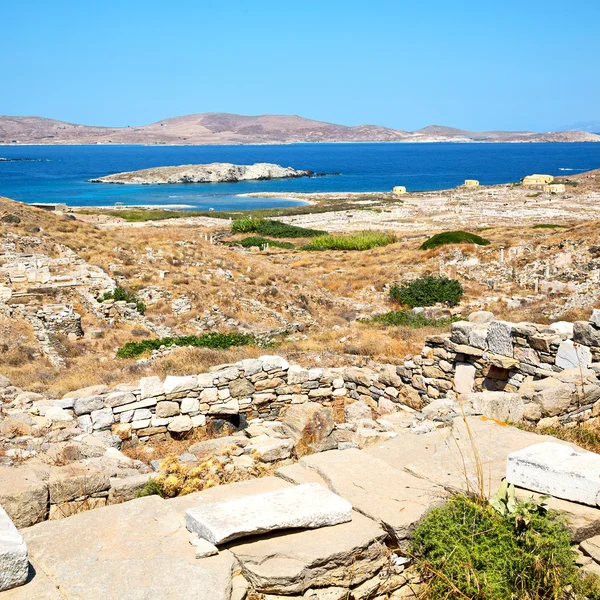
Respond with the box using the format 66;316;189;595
1;113;599;145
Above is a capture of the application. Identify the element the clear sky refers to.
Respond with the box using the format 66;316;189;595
1;0;598;132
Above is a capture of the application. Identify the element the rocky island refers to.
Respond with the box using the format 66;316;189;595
86;162;312;184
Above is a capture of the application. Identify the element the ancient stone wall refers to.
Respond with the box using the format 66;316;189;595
66;356;419;444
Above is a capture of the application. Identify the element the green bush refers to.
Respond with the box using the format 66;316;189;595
302;231;397;251
420;231;490;250
136;478;165;498
233;236;295;250
116;332;256;359
366;310;460;328
389;276;463;308
532;223;568;229
98;286;146;315
412;494;590;600
231;218;324;238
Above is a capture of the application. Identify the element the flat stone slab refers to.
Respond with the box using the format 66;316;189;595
0;505;28;592
507;442;600;506
185;482;352;545
21;495;235;600
300;449;444;543
365;416;557;496
229;511;387;594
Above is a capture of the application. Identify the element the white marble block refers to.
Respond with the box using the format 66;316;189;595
186;482;353;545
506;442;600;506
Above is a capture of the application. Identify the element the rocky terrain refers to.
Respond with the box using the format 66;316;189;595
88;162;314;185
3;168;600;598
2;113;599;145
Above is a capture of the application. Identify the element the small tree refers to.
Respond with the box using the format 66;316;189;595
389;276;463;308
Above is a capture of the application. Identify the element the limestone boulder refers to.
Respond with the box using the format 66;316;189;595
282;403;336;456
467;391;524;423
229;510;387;594
574;321;600;348
531;378;573;417
0;467;48;528
168;415;193;434
229;378;255;398
344;401;372;423
248;438;294;462
397;385;423;410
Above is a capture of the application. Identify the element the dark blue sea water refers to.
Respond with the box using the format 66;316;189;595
1;143;599;210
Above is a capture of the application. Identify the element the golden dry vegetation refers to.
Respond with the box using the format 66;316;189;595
2;193;600;396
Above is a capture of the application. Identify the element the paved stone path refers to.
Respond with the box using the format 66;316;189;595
7;417;600;599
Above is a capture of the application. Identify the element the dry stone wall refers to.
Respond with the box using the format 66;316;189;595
66;356;419;444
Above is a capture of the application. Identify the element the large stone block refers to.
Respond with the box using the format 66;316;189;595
573;321;600;348
454;362;476;394
556;340;592;370
186;482;352;545
229;510;386;595
73;395;104;416
282;403;336;456
139;376;164;399
486;321;513;357
531;378;573;417
450;321;475;345
0;505;28;591
163;375;197;395
507;442;600;506
467;391;524;423
0;467;48;528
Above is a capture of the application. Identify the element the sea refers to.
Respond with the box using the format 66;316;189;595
1;143;599;211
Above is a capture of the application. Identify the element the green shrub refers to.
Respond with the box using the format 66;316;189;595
420;231;490;250
532;223;568;229
231;218;324;238
116;332;256;359
389;276;463;308
233;236;295;250
302;231;397;251
366;310;460;328
526;192;542;198
97;286;146;315
412;494;581;600
136;478;165;498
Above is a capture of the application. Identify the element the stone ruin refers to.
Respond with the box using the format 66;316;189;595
3;310;600;597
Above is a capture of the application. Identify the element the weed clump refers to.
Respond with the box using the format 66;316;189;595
412;493;590;600
366;310;460;328
136;453;274;498
532;223;568;229
420;230;490;250
98;286;146;315
233;236;295;250
116;332;256;359
231;218;324;238
390;276;464;308
302;231;397;251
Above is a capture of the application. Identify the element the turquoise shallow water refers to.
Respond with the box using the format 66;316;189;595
0;142;599;210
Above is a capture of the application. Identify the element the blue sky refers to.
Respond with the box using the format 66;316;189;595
1;0;598;132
